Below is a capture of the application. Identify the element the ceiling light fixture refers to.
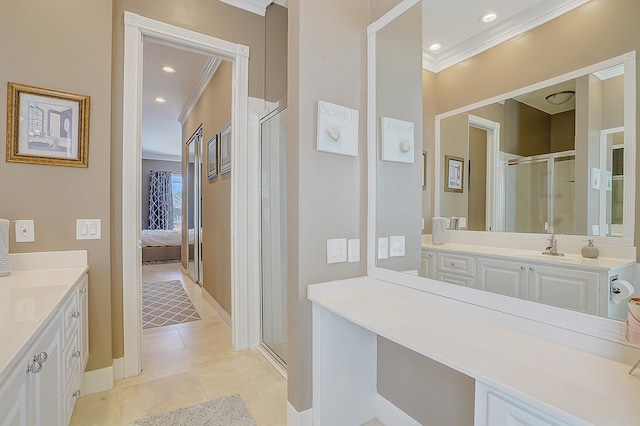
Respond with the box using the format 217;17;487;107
428;43;442;52
162;66;176;73
481;12;498;23
154;97;166;103
545;90;575;105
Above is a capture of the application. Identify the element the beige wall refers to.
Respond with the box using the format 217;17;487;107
0;0;113;371
183;61;233;314
265;4;288;103
287;0;369;412
468;127;487;231
550;110;576;153
110;0;279;360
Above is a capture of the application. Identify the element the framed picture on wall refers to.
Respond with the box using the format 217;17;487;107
444;155;464;193
207;133;218;179
219;122;231;174
6;82;90;167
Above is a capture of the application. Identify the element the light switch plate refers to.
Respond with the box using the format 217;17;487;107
348;239;360;263
389;235;405;257
327;238;347;264
592;224;599;235
378;237;389;260
76;219;102;240
459;217;467;228
15;220;34;242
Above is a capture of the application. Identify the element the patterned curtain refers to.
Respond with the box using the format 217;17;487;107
149;170;174;230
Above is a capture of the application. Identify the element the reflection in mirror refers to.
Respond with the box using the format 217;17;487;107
372;0;638;322
438;63;629;238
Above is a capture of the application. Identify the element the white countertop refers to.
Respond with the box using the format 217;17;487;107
423;241;635;271
308;277;640;425
0;266;88;385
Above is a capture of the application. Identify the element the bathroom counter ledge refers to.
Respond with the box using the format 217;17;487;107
0;264;88;386
308;276;640;425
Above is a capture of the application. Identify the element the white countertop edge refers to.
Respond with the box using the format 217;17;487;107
308;276;640;425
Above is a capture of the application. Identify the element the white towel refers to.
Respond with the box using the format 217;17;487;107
0;219;10;277
432;217;447;245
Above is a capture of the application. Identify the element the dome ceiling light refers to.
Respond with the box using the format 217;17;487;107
545;90;575;105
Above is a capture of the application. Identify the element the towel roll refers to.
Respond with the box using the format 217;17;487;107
432;217;447;245
0;219;10;277
611;279;634;304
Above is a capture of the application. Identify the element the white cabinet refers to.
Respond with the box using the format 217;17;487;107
476;258;600;314
435;252;475;288
420;250;435;279
475;382;569;426
0;274;88;426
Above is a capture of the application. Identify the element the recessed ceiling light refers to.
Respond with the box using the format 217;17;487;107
428;43;442;52
481;12;498;23
162;66;176;73
154;97;166;103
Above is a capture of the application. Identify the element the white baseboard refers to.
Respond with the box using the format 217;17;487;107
287;402;312;426
112;357;125;380
376;394;421;426
202;288;232;326
82;366;114;395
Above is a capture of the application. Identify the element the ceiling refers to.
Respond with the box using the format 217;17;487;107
140;0;592;161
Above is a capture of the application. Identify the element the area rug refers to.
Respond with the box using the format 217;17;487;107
130;395;256;426
142;259;181;265
142;280;201;329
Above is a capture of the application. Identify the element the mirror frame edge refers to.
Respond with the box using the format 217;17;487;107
366;2;638;348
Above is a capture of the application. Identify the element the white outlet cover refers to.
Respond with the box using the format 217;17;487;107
389;235;405;257
459;217;467;228
327;238;347;264
15;220;34;242
378;237;389;260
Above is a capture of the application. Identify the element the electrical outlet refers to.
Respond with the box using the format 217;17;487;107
459;217;467;228
15;220;34;242
389;235;405;257
327;238;347;264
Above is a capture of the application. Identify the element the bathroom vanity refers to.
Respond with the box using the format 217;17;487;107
309;277;640;425
0;251;89;426
421;237;636;319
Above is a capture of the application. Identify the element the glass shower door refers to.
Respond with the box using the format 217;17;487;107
505;159;549;234
260;105;288;367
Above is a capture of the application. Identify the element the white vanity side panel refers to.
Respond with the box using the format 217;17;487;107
308;277;640;425
312;304;376;425
8;250;88;271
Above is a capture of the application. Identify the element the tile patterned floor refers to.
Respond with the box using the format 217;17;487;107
142;280;201;329
70;263;287;426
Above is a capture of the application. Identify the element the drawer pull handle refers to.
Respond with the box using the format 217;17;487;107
73;350;81;359
34;351;48;363
28;361;43;374
73;390;81;398
79;287;88;294
72;311;80;319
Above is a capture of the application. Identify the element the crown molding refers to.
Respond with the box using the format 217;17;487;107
178;57;222;125
219;0;272;16
423;0;592;73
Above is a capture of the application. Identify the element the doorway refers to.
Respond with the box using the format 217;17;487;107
122;12;258;379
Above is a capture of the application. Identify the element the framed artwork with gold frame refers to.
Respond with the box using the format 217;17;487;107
6;82;90;167
444;155;464;193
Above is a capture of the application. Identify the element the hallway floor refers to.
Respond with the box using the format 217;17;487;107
70;263;287;425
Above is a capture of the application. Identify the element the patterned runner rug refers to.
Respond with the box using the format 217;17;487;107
142;280;201;329
130;394;255;425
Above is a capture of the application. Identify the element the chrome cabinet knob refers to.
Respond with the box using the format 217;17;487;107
73;350;81;359
73;390;81;398
34;351;48;363
28;361;43;374
529;267;534;271
72;311;80;319
79;287;88;294
520;266;525;270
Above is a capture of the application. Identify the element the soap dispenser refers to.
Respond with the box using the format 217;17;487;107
581;239;599;259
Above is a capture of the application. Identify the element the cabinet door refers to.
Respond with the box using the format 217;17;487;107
477;258;528;299
29;314;63;426
420;251;435;279
437;272;475;288
0;360;29;426
437;252;475;275
528;265;599;314
485;392;560;426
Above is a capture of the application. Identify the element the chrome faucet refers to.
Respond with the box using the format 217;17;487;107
542;233;564;256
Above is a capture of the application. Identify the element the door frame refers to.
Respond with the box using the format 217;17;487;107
121;12;258;378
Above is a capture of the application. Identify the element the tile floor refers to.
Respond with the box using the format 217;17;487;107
70;263;287;426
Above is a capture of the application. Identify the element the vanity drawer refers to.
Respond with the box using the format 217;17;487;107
437;272;475;288
437;253;475;275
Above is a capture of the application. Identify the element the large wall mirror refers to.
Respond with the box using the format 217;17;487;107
368;0;638;338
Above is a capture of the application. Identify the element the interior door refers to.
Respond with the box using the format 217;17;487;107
185;128;203;284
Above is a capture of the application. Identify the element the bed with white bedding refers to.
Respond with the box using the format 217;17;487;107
141;229;193;262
